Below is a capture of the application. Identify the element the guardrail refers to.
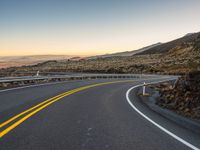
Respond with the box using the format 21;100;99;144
0;74;142;83
0;73;170;90
0;73;162;83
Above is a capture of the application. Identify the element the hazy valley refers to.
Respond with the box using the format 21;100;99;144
0;55;80;69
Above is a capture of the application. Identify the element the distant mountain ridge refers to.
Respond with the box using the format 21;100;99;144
184;32;196;37
87;42;162;59
136;32;200;55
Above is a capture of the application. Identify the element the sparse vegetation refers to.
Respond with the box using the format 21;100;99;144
0;32;200;77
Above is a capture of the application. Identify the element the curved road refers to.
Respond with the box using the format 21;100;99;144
0;78;199;150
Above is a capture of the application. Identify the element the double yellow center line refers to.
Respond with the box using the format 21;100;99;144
0;80;133;138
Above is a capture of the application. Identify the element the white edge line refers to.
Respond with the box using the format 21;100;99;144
0;77;147;93
0;81;70;93
126;79;200;150
0;77;136;93
0;75;170;93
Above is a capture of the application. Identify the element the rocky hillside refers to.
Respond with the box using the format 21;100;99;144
156;71;200;119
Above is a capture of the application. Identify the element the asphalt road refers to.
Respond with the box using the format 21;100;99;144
0;77;199;150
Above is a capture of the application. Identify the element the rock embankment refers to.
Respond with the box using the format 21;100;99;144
156;71;200;119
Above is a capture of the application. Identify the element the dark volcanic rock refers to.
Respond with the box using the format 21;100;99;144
156;71;200;119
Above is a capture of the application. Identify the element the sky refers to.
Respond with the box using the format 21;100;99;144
0;0;200;56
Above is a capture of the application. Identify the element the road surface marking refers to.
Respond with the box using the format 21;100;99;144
0;90;74;128
0;80;133;138
0;80;72;93
0;80;121;128
126;80;200;150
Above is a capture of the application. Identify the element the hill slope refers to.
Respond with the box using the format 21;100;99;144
1;32;200;76
137;32;200;55
88;43;162;59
